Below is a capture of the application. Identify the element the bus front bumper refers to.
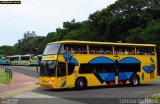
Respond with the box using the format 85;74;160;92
38;81;54;88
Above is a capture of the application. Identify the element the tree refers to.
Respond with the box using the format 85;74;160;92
13;31;45;55
0;46;14;56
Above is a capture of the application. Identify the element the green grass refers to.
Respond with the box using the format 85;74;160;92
150;94;160;103
0;72;11;85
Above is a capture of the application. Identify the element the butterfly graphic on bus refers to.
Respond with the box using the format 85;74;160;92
88;56;142;84
143;57;155;73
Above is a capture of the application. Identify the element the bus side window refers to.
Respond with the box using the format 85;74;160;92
104;50;112;54
77;46;87;54
115;46;135;55
64;44;87;54
114;47;123;55
90;48;96;54
136;47;155;55
136;49;141;55
131;49;135;55
78;48;82;54
59;45;68;54
89;45;112;54
70;48;75;54
124;49;128;55
148;48;155;55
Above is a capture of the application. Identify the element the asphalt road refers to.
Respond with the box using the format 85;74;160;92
1;66;160;104
0;65;39;78
31;80;160;104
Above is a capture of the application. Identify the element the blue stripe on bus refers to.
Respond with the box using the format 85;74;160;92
119;57;141;64
89;57;114;64
64;54;72;61
63;54;79;66
69;58;79;66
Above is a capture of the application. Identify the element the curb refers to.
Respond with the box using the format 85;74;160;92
0;83;40;98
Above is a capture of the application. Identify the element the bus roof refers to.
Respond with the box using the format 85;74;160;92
10;55;32;57
10;55;21;57
49;40;156;47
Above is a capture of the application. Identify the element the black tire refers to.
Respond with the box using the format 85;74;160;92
75;78;87;90
130;75;140;86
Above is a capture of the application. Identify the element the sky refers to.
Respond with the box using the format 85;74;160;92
0;0;117;46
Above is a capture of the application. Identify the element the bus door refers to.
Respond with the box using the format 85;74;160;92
56;62;68;88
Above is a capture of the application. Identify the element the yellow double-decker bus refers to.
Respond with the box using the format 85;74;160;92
39;41;157;90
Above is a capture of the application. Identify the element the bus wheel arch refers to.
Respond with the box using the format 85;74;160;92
130;74;140;86
75;77;87;90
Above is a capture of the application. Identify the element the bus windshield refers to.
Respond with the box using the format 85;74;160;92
43;44;60;55
40;60;56;77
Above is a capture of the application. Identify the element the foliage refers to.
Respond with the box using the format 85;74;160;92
13;31;45;55
0;46;14;56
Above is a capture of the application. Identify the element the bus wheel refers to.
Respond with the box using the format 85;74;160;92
130;75;140;86
75;78;87;90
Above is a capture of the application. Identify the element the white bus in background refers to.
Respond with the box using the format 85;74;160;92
10;54;38;66
10;55;21;66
